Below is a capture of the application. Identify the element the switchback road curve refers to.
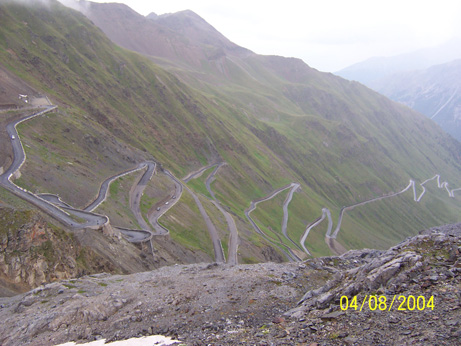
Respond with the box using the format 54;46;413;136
296;174;460;255
204;162;239;265
245;183;302;262
0;106;107;229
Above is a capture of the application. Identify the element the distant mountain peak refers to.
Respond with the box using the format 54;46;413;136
81;1;251;67
154;9;226;40
146;12;158;20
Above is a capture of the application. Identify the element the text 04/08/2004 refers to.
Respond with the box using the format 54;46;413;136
340;295;434;312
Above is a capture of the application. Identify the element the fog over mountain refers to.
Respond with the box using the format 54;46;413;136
371;59;461;142
336;37;461;88
336;37;461;142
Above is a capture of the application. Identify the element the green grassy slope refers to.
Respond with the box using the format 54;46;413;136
1;1;461;260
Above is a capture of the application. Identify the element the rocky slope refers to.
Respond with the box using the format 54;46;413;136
0;204;217;297
0;206;154;296
0;224;459;345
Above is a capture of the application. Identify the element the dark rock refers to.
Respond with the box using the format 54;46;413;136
272;316;285;324
320;310;345;320
388;315;400;324
344;336;359;345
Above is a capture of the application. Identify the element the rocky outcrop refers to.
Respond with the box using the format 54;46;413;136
0;206;212;297
0;207;120;296
283;227;460;345
288;229;459;313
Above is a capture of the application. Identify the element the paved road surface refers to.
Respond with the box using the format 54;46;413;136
0;106;107;229
281;183;302;251
147;169;183;236
39;193;72;208
182;163;217;183
116;228;153;243
299;208;332;256
85;162;153;212
129;162;156;232
4;107;460;258
245;184;302;262
205;163;239;265
184;183;226;263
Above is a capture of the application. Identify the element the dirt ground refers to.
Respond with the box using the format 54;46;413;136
0;225;459;346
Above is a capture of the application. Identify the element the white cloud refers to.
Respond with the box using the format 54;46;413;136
56;0;90;13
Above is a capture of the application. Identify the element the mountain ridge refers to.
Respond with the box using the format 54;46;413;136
373;59;461;141
336;37;461;88
0;2;460;344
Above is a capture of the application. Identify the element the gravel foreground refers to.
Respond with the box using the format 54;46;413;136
0;225;459;346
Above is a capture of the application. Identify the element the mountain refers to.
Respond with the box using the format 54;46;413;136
79;2;251;70
373;59;461;141
1;0;461;284
335;37;461;88
336;41;461;142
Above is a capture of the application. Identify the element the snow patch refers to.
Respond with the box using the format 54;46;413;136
54;335;180;346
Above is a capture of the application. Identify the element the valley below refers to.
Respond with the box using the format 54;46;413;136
2;103;460;272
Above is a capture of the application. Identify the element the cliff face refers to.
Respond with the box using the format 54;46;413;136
0;207;119;296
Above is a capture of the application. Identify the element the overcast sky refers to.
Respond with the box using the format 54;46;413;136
74;0;461;72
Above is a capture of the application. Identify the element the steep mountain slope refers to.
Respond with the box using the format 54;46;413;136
78;2;461;245
78;2;252;70
1;0;461;268
374;59;461;141
0;0;281;264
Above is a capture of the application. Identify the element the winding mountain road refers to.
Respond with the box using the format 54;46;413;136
328;174;458;240
2;106;58;181
0;106;108;229
2;109;235;262
0;106;160;241
299;208;332;256
186;184;226;263
85;162;155;212
295;174;460;255
147;169;183;235
182;163;217;183
204;162;239;265
281;183;302;251
431;86;459;120
245;183;302;262
3;107;460;261
128;162;156;231
39;193;71;208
